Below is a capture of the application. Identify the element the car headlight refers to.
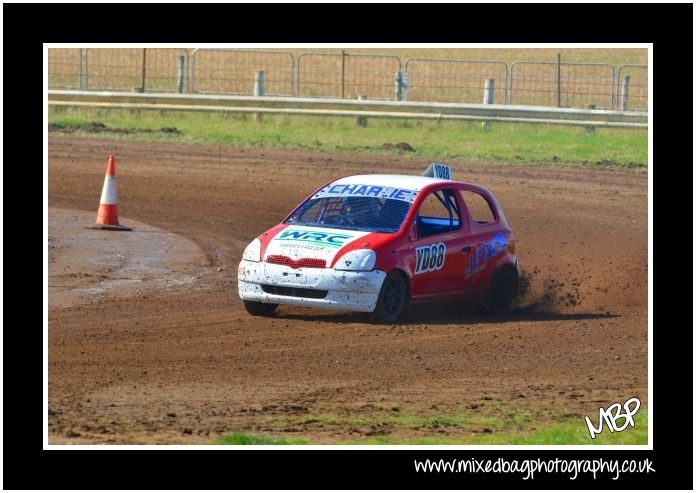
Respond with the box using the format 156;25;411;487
242;238;261;262
334;249;376;271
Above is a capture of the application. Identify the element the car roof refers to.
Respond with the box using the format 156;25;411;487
330;174;452;191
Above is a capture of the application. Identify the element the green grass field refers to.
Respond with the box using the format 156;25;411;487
216;433;309;445
48;107;647;168
214;410;647;445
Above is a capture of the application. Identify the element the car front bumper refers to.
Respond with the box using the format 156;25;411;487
237;260;387;312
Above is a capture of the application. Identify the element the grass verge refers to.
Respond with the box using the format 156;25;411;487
217;403;648;445
347;411;648;445
213;410;646;445
215;432;309;445
48;107;647;168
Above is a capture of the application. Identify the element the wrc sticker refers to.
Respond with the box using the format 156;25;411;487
415;242;446;274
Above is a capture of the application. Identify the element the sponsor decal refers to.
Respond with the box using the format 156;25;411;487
422;162;452;180
415;242;446;274
432;163;451;179
275;229;353;248
464;232;508;280
316;184;417;203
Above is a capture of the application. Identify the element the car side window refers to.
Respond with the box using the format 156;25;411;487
416;189;461;238
459;190;497;225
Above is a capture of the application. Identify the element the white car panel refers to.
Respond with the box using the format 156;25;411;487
238;259;386;312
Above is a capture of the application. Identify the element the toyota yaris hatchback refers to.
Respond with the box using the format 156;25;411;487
238;163;519;322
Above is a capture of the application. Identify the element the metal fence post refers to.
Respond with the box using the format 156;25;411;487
482;79;495;131
177;56;185;93
586;104;596;134
293;58;299;97
395;71;402;101
254;70;265;121
341;50;347;99
401;71;409;101
357;95;368;126
254;70;265;96
505;64;511;104
139;48;147;93
190;48;198;93
621;75;630;111
79;48;88;89
483;79;495;105
394;70;409;101
556;53;561;107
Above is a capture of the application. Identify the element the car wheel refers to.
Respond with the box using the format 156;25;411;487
243;300;278;317
374;271;409;323
486;267;519;315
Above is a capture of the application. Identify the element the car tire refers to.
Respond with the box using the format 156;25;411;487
243;300;278;317
485;267;519;315
374;271;409;323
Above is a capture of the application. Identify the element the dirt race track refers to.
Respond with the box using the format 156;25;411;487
48;136;648;444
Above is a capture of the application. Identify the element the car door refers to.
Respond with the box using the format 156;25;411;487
458;188;505;293
409;187;471;298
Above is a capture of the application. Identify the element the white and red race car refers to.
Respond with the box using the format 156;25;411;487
238;163;519;322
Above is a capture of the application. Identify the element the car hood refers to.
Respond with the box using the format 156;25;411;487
264;225;371;266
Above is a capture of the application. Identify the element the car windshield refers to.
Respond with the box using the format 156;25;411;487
286;196;411;233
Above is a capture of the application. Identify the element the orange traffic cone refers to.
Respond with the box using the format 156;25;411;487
86;155;133;231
